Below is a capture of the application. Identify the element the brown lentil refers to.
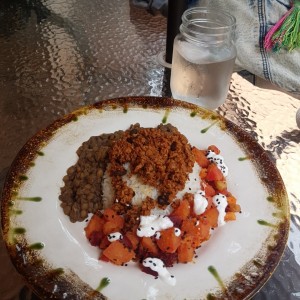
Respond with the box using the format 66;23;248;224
59;130;124;222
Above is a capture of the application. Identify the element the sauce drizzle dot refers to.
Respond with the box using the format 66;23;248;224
143;257;176;286
137;215;173;237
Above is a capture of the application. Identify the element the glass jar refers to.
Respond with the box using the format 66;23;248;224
170;7;237;109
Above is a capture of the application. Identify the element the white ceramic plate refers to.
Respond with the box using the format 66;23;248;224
1;97;289;300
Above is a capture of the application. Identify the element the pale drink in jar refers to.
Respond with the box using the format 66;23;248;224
170;8;237;110
171;40;236;109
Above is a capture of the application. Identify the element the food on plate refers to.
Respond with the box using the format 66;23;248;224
59;124;241;285
59;130;124;222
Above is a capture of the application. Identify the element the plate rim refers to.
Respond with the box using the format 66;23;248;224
1;96;290;299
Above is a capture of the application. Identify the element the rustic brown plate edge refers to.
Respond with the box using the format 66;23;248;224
0;96;290;300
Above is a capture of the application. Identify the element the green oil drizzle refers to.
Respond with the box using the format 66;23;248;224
162;109;170;124
37;151;44;156
123;106;128;113
17;197;42;202
46;268;65;280
112;105;117;110
253;259;263;268
207;293;217;300
257;219;277;228
72;116;78;122
29;242;45;250
272;212;284;218
29;162;35;167
267;196;275;202
268;244;277;251
96;277;110;292
201;121;218;134
142;104;148;109
8;200;15;207
19;175;28;181
190;111;197;117
10;209;23;215
53;268;64;276
211;115;218;120
13;227;26;234
208;266;225;291
238;156;250;161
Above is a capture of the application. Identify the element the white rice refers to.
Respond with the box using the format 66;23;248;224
102;165;115;209
123;162;159;206
176;162;201;199
101;162;201;214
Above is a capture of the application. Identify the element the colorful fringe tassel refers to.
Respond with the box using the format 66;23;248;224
264;0;300;52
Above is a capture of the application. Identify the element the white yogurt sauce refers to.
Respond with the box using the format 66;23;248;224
137;215;173;237
206;150;228;177
194;190;208;215
143;257;176;286
212;194;228;226
154;231;161;239
174;228;181;237
107;232;123;242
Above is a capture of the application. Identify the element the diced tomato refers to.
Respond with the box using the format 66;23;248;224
202;181;216;197
192;147;209;168
208;145;220;154
199;168;208;179
206;163;224;181
170;199;191;221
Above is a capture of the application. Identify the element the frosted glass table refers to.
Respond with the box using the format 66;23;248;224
0;1;299;299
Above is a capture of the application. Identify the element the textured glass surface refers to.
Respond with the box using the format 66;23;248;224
0;0;299;299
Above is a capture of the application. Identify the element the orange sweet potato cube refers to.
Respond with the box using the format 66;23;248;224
103;214;124;235
178;236;195;263
141;237;159;255
157;228;181;253
102;241;135;265
202;207;219;228
171;200;191;221
84;214;105;239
